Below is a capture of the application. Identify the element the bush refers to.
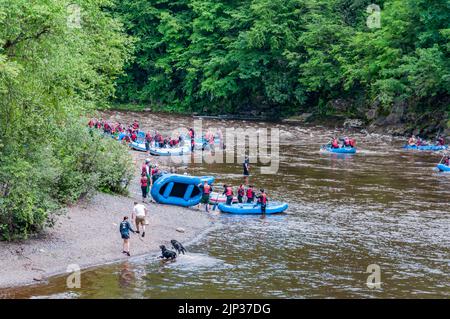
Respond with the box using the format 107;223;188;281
0;121;134;241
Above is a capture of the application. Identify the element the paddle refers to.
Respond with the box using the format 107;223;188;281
212;183;227;211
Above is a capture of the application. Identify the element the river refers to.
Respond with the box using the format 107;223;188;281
5;111;450;298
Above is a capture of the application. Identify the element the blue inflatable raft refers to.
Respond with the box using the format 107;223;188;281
149;145;191;156
321;146;357;154
437;164;450;172
130;141;147;152
150;174;215;207
403;145;448;151
218;202;288;215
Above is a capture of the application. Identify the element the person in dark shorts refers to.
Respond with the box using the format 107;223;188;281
198;180;212;212
119;216;135;256
257;189;268;215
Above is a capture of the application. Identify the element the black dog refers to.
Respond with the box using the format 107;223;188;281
159;245;177;260
171;240;186;255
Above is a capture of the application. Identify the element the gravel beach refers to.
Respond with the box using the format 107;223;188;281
0;150;212;289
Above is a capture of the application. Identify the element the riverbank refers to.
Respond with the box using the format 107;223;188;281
0;150;211;289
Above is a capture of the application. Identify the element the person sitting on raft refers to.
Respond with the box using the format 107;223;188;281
436;135;446;146
237;184;245;203
441;155;450;166
330;137;339;149
246;185;255;203
256;189;268;215
341;137;355;148
223;184;234;205
408;135;417;146
132;120;139;130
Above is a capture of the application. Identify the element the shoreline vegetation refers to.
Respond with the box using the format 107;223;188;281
0;150;212;289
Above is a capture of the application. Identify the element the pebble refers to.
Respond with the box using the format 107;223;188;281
176;227;185;233
33;275;44;281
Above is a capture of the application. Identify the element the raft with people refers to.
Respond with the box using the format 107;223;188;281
148;145;191;156
403;145;448;151
321;137;357;154
150;174;215;207
436;164;450;172
217;202;289;215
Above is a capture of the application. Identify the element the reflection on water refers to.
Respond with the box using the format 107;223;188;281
4;111;450;298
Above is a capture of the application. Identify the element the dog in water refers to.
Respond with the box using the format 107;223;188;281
159;245;177;260
171;240;186;255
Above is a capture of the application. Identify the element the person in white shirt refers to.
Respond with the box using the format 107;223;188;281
132;201;148;237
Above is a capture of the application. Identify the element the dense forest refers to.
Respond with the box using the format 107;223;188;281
0;0;133;240
113;0;449;132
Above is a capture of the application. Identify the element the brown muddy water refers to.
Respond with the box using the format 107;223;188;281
4;111;450;298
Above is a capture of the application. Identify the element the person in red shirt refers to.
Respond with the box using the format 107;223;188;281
331;137;339;149
222;184;234;205
140;173;149;202
246;185;255;203
131;131;137;142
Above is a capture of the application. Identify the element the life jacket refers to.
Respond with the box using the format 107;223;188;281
246;188;254;198
141;164;149;176
259;193;267;204
437;137;445;146
124;135;131;142
145;133;153;142
131;133;137;141
344;138;350;146
151;168;159;175
132;122;139;129
88;120;94;127
331;139;339;148
140;176;148;187
238;187;245;197
349;139;356;147
203;184;211;194
225;186;233;196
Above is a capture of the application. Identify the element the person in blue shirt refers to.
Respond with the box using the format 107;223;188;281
119;216;136;256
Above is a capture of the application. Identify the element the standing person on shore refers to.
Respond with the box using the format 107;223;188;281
120;216;135;256
198;180;212;212
132;202;148;238
140;173;149;202
237;184;245;203
223;184;234;205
